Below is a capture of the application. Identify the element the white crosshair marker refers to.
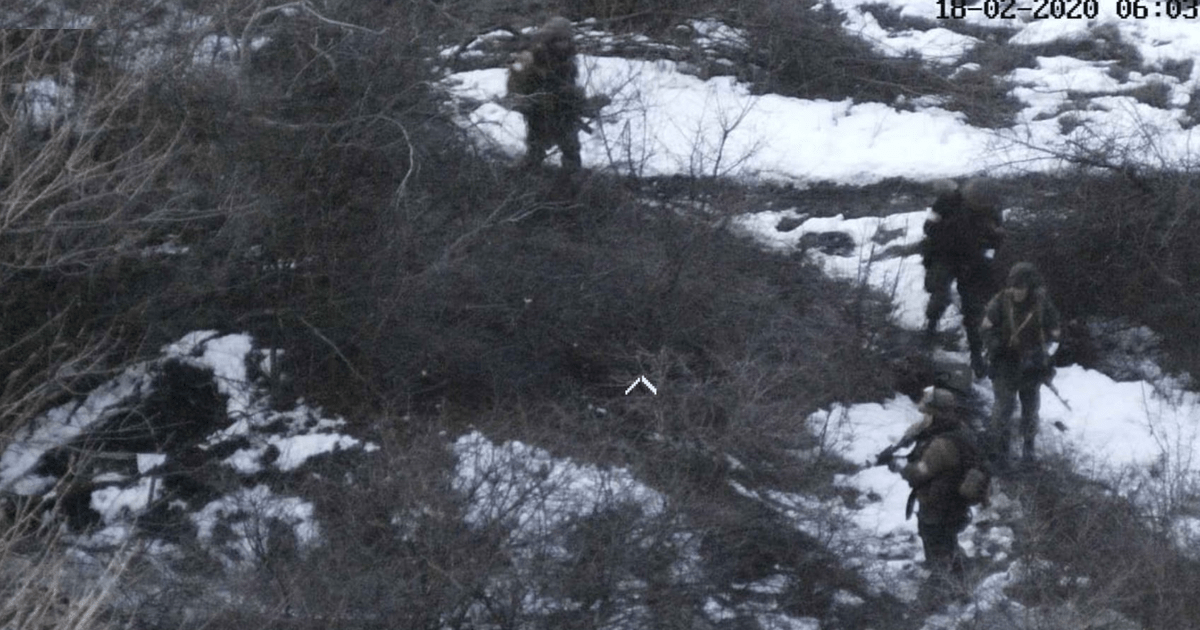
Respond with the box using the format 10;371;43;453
624;375;658;395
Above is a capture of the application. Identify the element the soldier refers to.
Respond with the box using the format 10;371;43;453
921;178;1006;379
887;387;990;579
506;16;585;172
980;262;1062;467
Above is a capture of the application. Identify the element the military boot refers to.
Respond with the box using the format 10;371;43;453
1021;435;1036;465
988;431;1011;473
970;352;987;380
922;319;939;348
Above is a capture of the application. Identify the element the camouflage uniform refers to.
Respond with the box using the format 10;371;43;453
981;262;1062;465
506;17;584;172
891;388;988;575
921;179;1006;378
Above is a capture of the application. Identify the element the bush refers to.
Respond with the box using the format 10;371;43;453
1003;171;1200;381
1010;456;1200;628
0;16;249;436
737;0;941;103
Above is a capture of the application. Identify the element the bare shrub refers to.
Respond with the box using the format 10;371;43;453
176;423;717;630
948;42;1032;128
1004;169;1200;380
0;540;132;630
0;6;311;625
1029;23;1142;68
733;0;1025;127
1122;80;1173;110
962;40;1038;75
738;0;942;105
1157;58;1194;84
562;0;714;32
0;7;254;430
1182;88;1200;130
1010;457;1200;628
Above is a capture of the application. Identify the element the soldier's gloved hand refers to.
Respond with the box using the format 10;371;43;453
984;249;995;260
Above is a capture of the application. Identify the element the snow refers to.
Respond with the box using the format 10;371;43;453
447;57;1001;182
8;76;75;127
0;365;150;494
847;10;979;63
723;194;1200;600
438;9;1200;616
137;454;167;474
191;485;318;569
0;331;373;567
688;18;749;50
733;209;929;328
7;4;1200;626
452;431;664;546
91;478;162;524
445;6;1200;182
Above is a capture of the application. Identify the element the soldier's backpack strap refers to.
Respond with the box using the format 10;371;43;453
901;430;939;520
946;429;991;506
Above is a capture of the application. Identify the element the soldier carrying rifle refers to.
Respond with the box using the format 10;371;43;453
980;262;1062;468
876;387;991;581
505;16;608;173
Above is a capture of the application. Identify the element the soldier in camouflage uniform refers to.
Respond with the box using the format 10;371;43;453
506;16;584;172
921;178;1006;379
889;387;990;577
981;262;1062;466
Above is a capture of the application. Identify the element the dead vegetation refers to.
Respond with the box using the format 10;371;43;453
2;2;1200;630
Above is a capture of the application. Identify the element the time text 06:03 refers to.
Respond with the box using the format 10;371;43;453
936;0;1199;19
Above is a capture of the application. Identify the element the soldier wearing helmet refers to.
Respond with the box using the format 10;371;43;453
921;178;1006;379
980;261;1062;466
506;16;585;172
889;387;990;579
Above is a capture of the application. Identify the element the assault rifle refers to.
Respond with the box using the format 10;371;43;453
1043;376;1072;413
873;436;922;520
1041;342;1072;413
872;435;917;468
1042;374;1071;432
576;93;612;134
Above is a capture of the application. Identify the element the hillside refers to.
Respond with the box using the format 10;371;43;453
2;4;1200;630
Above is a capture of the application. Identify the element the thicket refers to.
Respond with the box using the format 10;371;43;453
8;2;1200;629
1002;169;1200;382
1009;456;1200;629
0;1;911;628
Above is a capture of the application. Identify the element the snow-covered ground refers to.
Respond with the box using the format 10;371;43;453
735;206;1200;621
438;6;1200;625
445;10;1200;182
4;4;1200;628
440;3;1200;515
0;332;376;567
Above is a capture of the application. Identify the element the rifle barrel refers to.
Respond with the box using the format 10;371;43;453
1043;379;1072;411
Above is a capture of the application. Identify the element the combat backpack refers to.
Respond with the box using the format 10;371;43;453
946;429;991;506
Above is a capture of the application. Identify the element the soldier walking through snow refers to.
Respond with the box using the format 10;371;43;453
981;262;1062;467
506;16;585;173
886;387;990;579
921;178;1006;379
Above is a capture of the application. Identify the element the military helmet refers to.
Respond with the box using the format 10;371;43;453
1007;261;1043;289
918;386;958;415
902;386;962;440
959;177;999;211
537;16;573;42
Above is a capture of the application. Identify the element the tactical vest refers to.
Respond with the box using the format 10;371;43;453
910;427;991;509
999;289;1047;351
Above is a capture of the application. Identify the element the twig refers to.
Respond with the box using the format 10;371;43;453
297;315;385;404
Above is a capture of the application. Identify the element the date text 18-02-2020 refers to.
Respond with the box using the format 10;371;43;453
937;0;1199;19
